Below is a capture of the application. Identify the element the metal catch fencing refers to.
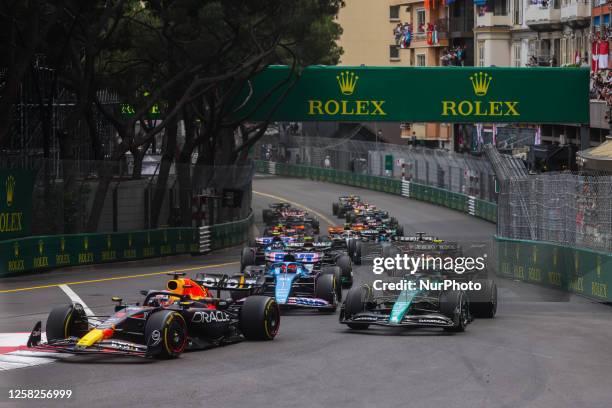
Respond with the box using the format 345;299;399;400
256;136;498;203
1;158;254;235
497;172;612;253
255;133;611;253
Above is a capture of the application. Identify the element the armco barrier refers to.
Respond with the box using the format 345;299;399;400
1;213;253;277
209;213;254;250
496;236;612;302
258;161;494;222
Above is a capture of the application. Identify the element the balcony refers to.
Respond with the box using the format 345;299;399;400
410;31;449;48
395;20;450;49
525;1;562;30
449;16;475;35
475;12;512;28
560;0;591;28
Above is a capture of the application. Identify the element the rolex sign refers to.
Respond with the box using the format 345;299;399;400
0;170;34;240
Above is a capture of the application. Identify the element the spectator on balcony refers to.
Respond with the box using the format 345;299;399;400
527;55;538;67
425;23;440;46
432;24;439;45
456;46;464;66
440;46;466;66
404;24;412;47
398;23;412;48
394;23;402;46
581;55;589;68
599;40;609;70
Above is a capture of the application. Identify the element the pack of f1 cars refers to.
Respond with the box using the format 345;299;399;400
27;273;280;358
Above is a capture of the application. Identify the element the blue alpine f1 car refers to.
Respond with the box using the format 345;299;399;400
240;259;341;312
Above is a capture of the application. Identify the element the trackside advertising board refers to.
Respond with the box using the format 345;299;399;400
234;66;589;124
0;170;34;240
497;237;612;302
0;228;198;276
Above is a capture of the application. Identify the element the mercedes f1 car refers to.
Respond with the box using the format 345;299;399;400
339;279;472;332
27;273;280;358
378;232;497;318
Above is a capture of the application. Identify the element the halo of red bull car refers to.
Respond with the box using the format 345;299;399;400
28;195;497;359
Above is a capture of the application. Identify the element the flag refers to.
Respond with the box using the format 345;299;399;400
534;126;541;145
592;41;599;72
492;124;497;146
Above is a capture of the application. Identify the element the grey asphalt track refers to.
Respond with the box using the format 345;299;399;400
1;175;611;408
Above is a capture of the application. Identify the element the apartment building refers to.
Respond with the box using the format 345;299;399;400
592;0;611;29
448;0;476;65
335;0;454;144
471;0;608;170
319;0;605;161
474;0;589;68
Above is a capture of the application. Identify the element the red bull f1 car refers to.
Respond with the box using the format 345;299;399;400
262;203;320;234
27;273;280;358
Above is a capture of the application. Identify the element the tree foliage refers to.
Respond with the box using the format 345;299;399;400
1;0;343;229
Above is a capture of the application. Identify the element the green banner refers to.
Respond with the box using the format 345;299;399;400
384;155;393;172
210;213;253;250
0;170;34;240
497;237;612;302
238;66;589;123
0;228;197;276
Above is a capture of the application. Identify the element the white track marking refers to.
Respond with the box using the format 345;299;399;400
0;332;56;371
253;190;335;225
0;332;46;345
0;353;55;370
59;284;101;324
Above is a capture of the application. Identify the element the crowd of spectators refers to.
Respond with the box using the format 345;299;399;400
590;70;612;104
393;22;440;48
529;0;552;8
590;27;612;103
440;45;467;66
394;23;413;48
